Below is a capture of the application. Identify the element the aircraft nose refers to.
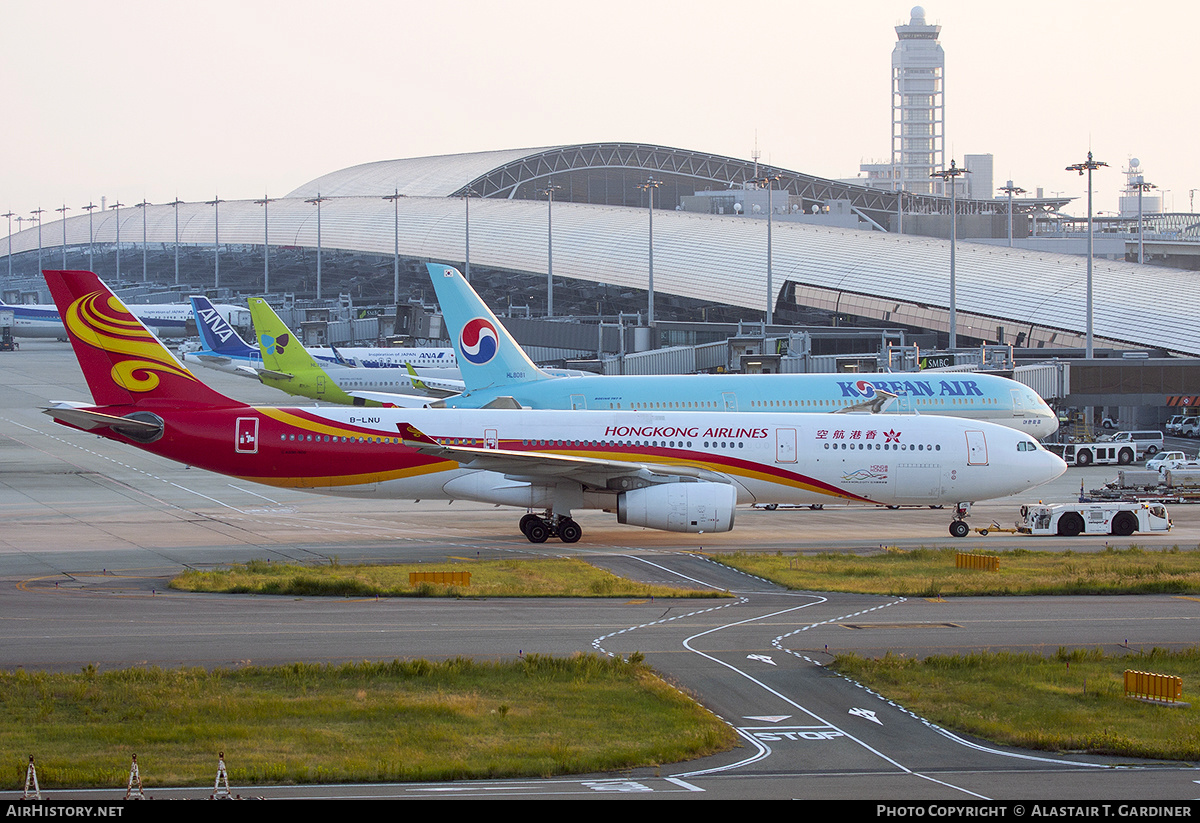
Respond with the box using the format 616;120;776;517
1040;449;1068;485
1042;409;1060;437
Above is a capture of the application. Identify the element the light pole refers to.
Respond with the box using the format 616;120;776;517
31;207;44;275
55;205;70;268
461;185;477;282
135;201;151;281
111;202;126;280
306;193;328;299
537;183;561;316
998;180;1026;247
1130;175;1156;264
753;171;782;325
82;202;98;272
636;177;663;325
930;160;969;350
255;195;274;293
382;190;403;304
165;200;183;284
1065;152;1107;358
206;197;223;289
2;211;13;279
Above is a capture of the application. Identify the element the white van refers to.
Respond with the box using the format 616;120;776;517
1108;430;1164;459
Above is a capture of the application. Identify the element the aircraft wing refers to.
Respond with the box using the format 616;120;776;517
833;389;898;415
397;422;732;489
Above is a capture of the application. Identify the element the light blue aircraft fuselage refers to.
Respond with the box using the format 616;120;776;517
424;263;1059;438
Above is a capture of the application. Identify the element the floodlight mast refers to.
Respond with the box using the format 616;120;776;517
1130;176;1156;265
753;171;782;325
636;177;663;325
537;183;562;317
930;160;969;350
998;180;1026;247
1065;152;1107;358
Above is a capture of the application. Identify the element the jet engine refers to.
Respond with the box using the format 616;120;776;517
617;482;736;533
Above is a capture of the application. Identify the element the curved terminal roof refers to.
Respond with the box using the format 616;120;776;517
4;142;1189;355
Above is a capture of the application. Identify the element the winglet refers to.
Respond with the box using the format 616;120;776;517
833;389;899;415
397;422;438;446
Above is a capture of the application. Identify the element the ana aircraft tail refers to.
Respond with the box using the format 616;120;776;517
191;295;256;357
43;270;237;409
425;263;552;392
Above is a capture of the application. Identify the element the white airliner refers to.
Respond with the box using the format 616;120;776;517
180;295;460;379
40;270;1067;543
1;293;243;339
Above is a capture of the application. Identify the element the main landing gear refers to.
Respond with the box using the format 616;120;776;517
948;502;972;538
519;512;582;544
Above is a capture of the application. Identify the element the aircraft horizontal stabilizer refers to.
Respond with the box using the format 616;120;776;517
348;391;440;409
480;396;523;410
403;364;463;397
256;369;295;382
43;402;163;437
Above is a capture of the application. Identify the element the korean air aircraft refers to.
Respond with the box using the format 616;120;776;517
181;295;462;380
424;264;1059;438
39;270;1066;542
0;294;242;340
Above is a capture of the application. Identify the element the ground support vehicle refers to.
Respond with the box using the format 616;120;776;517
1045;442;1136;467
1087;468;1200;504
1015;502;1172;536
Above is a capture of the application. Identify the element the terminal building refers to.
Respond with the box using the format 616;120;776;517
2;141;1200;432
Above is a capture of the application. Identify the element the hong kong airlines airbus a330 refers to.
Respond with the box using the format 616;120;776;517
39;270;1065;542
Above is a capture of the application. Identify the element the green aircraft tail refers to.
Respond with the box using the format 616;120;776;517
247;297;377;406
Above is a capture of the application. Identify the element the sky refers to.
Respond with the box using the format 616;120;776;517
3;0;1198;225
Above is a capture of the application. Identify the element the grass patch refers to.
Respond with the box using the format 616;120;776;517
172;558;725;599
713;546;1200;596
2;655;737;788
833;647;1200;761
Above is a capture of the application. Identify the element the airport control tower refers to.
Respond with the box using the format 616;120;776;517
892;6;945;195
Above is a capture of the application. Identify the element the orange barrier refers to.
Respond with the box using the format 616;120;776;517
409;571;472;587
1124;670;1183;703
955;553;999;571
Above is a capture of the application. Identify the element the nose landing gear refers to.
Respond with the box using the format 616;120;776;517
519;512;582;544
948;502;972;538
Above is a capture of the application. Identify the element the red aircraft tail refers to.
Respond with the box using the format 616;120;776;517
43;270;239;409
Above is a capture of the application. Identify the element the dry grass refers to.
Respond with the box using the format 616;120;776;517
172;557;726;599
713;546;1200;597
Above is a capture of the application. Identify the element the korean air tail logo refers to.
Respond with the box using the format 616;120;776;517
260;333;290;355
460;318;498;365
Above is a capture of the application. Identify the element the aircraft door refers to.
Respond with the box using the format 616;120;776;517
775;428;797;463
570;394;587;410
1011;388;1025;417
316;375;327;397
485;428;498;450
965;430;989;465
722;392;738;411
235;417;259;454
